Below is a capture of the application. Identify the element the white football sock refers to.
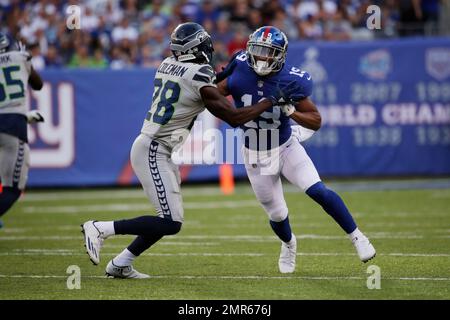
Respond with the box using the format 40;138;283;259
94;221;115;238
285;233;296;246
348;228;364;241
114;248;136;266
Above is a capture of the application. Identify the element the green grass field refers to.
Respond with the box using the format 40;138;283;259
0;180;449;300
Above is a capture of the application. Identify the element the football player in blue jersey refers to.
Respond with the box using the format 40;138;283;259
217;26;376;273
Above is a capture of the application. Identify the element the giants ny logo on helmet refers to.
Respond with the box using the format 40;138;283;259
246;26;288;76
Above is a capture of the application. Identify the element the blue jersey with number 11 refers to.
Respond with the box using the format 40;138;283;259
227;51;313;150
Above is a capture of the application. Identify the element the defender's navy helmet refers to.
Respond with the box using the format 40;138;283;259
170;22;214;64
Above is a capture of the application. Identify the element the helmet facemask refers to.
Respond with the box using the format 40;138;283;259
247;42;286;76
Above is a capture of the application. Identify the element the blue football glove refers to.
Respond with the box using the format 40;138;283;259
267;80;303;106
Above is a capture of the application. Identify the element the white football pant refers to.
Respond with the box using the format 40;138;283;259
243;136;321;222
130;133;184;223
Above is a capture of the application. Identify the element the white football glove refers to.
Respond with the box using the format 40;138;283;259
281;104;296;117
27;110;45;124
17;41;32;73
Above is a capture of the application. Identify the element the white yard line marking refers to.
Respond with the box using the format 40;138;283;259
2;233;447;241
20;187;253;202
22;200;261;214
1;249;449;258
0;274;449;281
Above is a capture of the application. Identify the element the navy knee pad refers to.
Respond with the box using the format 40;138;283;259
0;187;21;217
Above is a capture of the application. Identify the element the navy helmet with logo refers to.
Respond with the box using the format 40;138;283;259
170;22;214;64
0;32;18;54
246;26;288;76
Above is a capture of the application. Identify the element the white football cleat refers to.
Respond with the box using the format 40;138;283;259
352;234;376;263
278;234;297;273
105;260;150;279
81;220;104;265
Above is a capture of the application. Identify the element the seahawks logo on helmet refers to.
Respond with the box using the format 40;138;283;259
170;22;214;64
0;32;20;54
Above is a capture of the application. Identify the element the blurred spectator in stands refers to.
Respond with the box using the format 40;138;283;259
90;48;108;68
298;13;323;40
422;0;440;35
259;0;285;25
324;6;352;41
349;0;375;40
230;0;250;24
112;17;138;44
290;0;336;21
110;46;132;69
29;43;46;70
122;0;139;24
211;40;230;70
377;0;400;38
142;0;171;30
398;0;424;36
213;14;233;44
195;0;221;26
272;9;299;40
82;6;100;33
45;44;64;68
103;0;124;27
68;45;92;68
179;0;201;22
139;44;161;68
227;24;248;56
247;8;263;31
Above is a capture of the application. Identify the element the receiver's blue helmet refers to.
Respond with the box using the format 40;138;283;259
246;26;288;76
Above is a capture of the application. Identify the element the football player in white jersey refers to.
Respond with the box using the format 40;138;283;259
81;22;303;278
0;33;44;229
217;26;376;273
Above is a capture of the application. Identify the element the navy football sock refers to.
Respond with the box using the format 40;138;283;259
114;215;182;237
306;182;357;234
270;216;293;243
127;234;163;256
0;187;21;217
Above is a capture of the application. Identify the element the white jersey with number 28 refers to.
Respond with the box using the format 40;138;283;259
141;56;216;152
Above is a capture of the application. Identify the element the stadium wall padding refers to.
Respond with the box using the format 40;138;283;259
27;37;450;187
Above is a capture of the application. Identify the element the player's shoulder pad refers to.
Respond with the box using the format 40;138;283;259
7;50;31;63
287;66;313;99
215;50;246;84
192;63;216;84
